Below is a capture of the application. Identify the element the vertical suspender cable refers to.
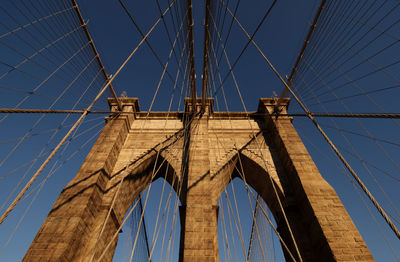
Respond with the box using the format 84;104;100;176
218;0;400;242
139;197;151;259
259;28;400;240
247;195;259;261
186;0;197;110
276;0;326;110
201;0;211;111
70;0;123;111
0;0;178;225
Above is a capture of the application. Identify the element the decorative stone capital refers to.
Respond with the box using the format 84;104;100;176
184;98;214;115
107;97;140;113
257;97;291;115
107;97;140;126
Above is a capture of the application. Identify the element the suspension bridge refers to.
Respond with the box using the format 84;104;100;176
0;0;400;261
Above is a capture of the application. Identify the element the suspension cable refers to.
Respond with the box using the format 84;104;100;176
219;0;400;240
70;0;122;110
0;0;178;225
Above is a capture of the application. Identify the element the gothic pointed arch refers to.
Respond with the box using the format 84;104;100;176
24;97;374;262
213;152;284;214
108;150;182;227
213;152;301;260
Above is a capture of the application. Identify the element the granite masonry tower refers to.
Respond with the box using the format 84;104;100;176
23;97;374;261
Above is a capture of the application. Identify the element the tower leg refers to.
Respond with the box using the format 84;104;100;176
23;99;136;262
259;98;374;261
179;108;219;262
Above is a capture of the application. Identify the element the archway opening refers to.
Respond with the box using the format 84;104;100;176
217;178;286;261
90;152;183;262
113;176;181;262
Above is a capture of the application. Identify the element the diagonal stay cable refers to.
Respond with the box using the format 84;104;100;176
301;14;400;101
0;60;106;111
0;116;102;146
18;121;106;203
291;72;400;185
201;0;211;110
220;0;400;240
90;31;192;260
0;0;178;225
42;0;100;82
289;0;347;88
118;0;178;85
295;35;400;131
208;7;303;260
0;70;107;212
223;187;245;261
221;195;239;262
296;123;400;260
155;0;182;66
91;112;192;259
0;6;75;39
6;0;93;82
0;6;96;95
332;6;400;43
147;163;175;261
301;79;400;219
0;52;99;170
0;39;92;124
133;29;190;262
97;113;200;261
247;194;258;261
70;0;122;110
207;22;299;260
280;0;326;100
335;144;400;183
0;120;105;256
297;80;400;220
298;1;398;99
0;84;100;111
89;126;188;261
295;0;380;91
307;84;400;107
319;123;400;148
0;22;84;82
304;41;400;104
212;0;277;98
214;0;241;72
236;156;267;262
293;0;383;95
218;198;233;262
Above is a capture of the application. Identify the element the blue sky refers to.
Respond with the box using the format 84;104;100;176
0;0;399;261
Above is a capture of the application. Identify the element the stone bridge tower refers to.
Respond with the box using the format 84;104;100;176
23;97;374;261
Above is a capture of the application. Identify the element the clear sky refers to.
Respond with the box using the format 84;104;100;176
0;0;399;261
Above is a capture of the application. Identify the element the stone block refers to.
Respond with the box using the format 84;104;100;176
23;98;373;262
